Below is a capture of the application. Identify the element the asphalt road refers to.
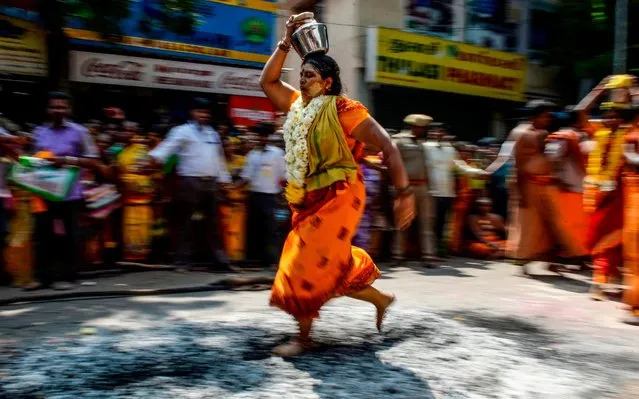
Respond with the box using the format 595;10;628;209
2;260;639;398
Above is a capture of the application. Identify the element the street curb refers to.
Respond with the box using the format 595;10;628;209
0;276;275;306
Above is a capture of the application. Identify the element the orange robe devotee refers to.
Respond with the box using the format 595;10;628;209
514;125;589;263
270;93;380;319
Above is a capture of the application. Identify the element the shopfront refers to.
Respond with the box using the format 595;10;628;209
64;0;277;126
68;51;271;127
0;1;47;126
366;26;527;140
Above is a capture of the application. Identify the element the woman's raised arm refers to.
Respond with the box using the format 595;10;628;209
259;14;312;112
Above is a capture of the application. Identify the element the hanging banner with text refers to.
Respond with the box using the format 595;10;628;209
69;51;264;97
366;26;527;102
0;15;47;77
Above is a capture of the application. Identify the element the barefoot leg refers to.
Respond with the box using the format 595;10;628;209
348;286;395;332
298;317;312;341
273;317;314;357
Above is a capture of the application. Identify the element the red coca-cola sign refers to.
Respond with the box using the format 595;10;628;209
81;58;145;81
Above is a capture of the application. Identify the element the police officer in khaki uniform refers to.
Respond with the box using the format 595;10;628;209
392;114;437;265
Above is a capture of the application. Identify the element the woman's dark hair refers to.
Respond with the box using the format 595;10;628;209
302;53;343;96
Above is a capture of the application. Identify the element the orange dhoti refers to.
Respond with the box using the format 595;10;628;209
516;180;589;261
505;178;520;259
622;174;639;310
270;178;381;320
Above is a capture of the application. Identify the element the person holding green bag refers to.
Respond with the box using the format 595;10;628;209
25;91;102;291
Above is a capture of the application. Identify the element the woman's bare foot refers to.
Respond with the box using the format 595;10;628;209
272;339;310;357
376;293;396;332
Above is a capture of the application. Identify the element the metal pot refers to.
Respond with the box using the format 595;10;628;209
291;22;329;59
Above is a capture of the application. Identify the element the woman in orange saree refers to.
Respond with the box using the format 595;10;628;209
260;13;415;356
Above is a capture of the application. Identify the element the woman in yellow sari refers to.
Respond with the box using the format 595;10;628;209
219;137;247;262
117;138;154;261
260;13;415;356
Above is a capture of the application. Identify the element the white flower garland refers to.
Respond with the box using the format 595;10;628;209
283;95;330;186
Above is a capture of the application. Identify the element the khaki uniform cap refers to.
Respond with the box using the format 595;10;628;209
403;114;432;127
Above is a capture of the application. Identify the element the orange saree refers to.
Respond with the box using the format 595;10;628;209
270;94;380;319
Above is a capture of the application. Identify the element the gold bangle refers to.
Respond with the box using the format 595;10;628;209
278;38;291;53
395;184;413;197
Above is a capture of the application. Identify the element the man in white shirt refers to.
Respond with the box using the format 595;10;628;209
241;122;286;268
424;124;484;255
149;98;232;271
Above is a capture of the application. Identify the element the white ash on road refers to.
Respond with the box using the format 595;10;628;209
2;262;639;398
1;305;638;399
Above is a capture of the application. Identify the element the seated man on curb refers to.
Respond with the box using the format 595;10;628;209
467;197;507;259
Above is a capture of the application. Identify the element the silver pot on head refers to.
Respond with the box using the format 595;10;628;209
291;20;329;59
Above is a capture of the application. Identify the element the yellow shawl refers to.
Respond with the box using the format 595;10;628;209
305;96;358;192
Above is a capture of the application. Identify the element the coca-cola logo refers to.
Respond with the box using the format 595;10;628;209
81;58;145;81
216;72;261;92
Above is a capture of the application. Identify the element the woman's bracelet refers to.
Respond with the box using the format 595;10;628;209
278;38;292;53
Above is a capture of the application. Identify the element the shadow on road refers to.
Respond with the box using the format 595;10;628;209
288;340;435;398
523;273;592;294
242;325;435;398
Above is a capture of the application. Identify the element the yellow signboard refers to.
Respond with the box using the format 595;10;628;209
367;27;527;102
0;15;47;77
